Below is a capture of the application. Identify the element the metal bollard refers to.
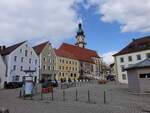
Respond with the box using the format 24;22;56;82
51;90;54;101
19;90;22;98
63;90;65;101
41;91;43;100
88;90;90;103
104;91;106;104
75;90;78;101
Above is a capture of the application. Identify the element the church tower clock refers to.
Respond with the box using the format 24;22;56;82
75;23;87;48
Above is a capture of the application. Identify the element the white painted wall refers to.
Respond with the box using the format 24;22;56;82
4;41;39;84
116;50;150;84
0;55;6;88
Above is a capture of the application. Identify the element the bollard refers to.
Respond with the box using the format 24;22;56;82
88;90;90;103
51;90;54;101
23;90;25;100
104;91;106;104
41;91;43;100
75;90;78;101
19;90;22;98
63;90;65;101
31;90;33;100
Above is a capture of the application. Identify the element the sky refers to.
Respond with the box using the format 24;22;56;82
0;0;150;64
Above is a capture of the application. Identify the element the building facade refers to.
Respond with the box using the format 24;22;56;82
55;49;79;82
114;36;150;84
0;54;6;88
0;41;39;85
33;42;57;81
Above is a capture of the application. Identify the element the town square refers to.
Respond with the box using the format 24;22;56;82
1;0;150;113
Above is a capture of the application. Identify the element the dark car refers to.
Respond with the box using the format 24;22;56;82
106;75;115;81
5;82;23;89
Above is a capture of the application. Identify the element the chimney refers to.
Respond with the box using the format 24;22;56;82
0;46;6;51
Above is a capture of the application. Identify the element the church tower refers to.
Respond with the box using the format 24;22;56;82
75;23;87;48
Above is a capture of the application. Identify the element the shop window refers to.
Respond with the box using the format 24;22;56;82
139;73;150;78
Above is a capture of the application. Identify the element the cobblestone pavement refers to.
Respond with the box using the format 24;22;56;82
0;81;150;113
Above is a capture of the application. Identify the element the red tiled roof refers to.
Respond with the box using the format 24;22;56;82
55;43;100;63
0;41;26;56
114;36;150;56
33;41;49;55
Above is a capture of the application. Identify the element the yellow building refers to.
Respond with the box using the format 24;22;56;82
55;49;79;82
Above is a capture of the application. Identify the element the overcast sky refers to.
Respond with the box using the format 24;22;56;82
0;0;150;64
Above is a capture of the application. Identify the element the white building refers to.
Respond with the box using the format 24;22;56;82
0;41;39;87
114;36;150;84
0;54;6;88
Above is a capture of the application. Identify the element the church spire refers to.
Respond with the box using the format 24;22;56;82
75;23;86;48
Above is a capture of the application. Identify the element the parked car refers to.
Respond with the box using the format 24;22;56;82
5;82;23;89
106;75;115;81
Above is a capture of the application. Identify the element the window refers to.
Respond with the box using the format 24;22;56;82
29;58;31;63
72;67;74;71
13;76;20;82
121;65;125;72
14;56;17;62
29;67;31;70
35;59;37;65
59;66;61;70
120;57;124;63
48;66;51;70
60;59;61;63
31;51;33;55
128;56;132;62
66;61;68;64
146;53;150;58
52;66;54;70
25;50;28;56
43;65;46;70
62;66;64;70
21;57;24;62
71;73;73;77
137;54;141;60
13;65;16;70
139;73;150;78
76;68;77;71
43;57;46;62
66;67;68;70
69;67;71;71
35;67;37;71
122;74;126;80
62;73;64;77
69;61;71;64
20;49;22;53
20;66;23;71
62;60;64;63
